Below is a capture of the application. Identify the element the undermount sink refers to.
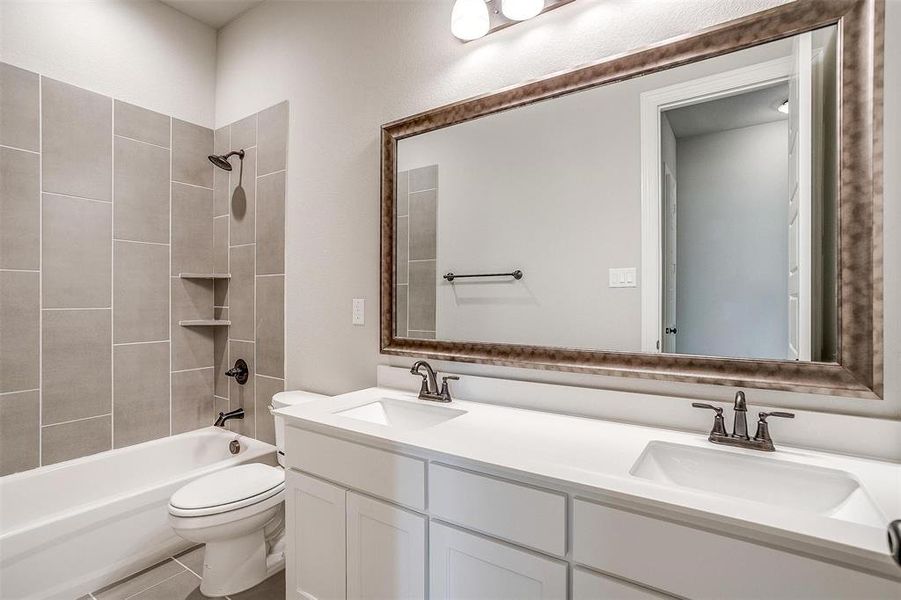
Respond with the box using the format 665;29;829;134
335;398;466;430
630;441;885;528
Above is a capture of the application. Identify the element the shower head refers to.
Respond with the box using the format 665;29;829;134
208;149;245;171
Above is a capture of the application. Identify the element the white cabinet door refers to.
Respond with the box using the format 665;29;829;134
573;567;670;600
346;491;426;600
286;470;346;600
430;522;567;600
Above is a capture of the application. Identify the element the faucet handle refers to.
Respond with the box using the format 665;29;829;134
753;411;795;449
759;411;795;420
439;376;459;402
692;403;727;437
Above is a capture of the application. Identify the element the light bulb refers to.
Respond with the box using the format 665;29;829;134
777;99;790;114
451;0;490;41
501;0;544;21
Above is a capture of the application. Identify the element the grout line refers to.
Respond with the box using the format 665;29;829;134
38;74;43;466
0;143;39;155
114;339;169;346
0;388;41;396
256;373;284;382
257;168;286;179
169;116;173;437
256;273;284;277
230;338;255;344
0;268;40;272
171;555;202;579
43;307;110;311
408;258;436;263
41;190;111;204
229;242;255;248
113;238;169;246
410;186;438;193
253;115;258;440
111;95;115;451
43;413;111;428
120;570;186;600
114;133;170;151
171;180;213;191
171;366;215;374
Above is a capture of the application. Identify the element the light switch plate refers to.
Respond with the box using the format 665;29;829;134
609;268;637;288
352;298;365;325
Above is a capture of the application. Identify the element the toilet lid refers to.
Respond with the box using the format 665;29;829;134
170;463;284;514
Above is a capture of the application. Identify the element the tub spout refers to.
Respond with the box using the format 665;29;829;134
214;408;245;427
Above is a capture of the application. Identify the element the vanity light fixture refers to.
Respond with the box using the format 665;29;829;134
502;0;544;21
451;0;490;41
451;0;575;41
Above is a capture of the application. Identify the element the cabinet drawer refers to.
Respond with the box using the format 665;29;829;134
429;463;566;557
573;567;670;599
572;499;898;600
286;427;426;510
430;522;567;600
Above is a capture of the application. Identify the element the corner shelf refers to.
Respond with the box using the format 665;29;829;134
179;273;231;280
178;320;231;327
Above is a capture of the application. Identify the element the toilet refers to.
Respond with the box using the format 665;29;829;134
168;390;325;597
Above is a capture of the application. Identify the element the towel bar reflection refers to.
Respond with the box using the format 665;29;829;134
443;270;523;282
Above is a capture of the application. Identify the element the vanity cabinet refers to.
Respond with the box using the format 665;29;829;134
285;425;899;600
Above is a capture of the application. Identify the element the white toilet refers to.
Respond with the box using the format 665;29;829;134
168;390;325;597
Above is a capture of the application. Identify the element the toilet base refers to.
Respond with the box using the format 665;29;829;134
198;530;286;597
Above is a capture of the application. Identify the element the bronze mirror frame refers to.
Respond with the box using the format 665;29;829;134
380;0;884;399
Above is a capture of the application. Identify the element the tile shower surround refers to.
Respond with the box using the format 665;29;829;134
213;102;288;445
0;62;287;475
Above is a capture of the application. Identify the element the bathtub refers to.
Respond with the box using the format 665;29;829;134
0;427;276;600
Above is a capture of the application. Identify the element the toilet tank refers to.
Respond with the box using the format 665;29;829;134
271;390;327;466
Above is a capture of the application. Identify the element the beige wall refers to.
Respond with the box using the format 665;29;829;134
215;0;900;421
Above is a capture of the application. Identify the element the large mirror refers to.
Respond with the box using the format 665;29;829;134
381;0;882;397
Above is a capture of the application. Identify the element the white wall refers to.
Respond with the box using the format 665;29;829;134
675;120;789;360
0;0;217;126
215;0;901;422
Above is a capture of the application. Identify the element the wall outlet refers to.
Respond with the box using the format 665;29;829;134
352;298;365;325
609;267;637;288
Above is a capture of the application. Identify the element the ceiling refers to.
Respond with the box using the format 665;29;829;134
664;82;789;139
159;0;265;29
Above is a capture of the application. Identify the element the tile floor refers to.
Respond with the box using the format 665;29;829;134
78;546;285;600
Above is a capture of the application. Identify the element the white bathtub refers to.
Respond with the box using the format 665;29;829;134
0;427;276;600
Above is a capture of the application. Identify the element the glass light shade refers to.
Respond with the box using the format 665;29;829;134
501;0;544;21
451;0;490;41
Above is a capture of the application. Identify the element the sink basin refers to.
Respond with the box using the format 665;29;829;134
630;441;884;527
335;398;466;430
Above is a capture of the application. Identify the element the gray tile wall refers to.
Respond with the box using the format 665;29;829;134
213;102;288;445
0;63;224;475
395;165;438;340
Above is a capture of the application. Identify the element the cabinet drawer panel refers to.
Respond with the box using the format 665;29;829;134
430;522;567;600
573;567;670;599
573;499;898;600
429;463;566;557
286;427;425;510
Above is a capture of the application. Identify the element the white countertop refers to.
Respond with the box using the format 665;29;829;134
275;386;901;578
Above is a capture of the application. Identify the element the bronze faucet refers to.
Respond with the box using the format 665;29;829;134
693;391;794;451
410;361;458;403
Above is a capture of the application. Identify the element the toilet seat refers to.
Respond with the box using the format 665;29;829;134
169;463;285;518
